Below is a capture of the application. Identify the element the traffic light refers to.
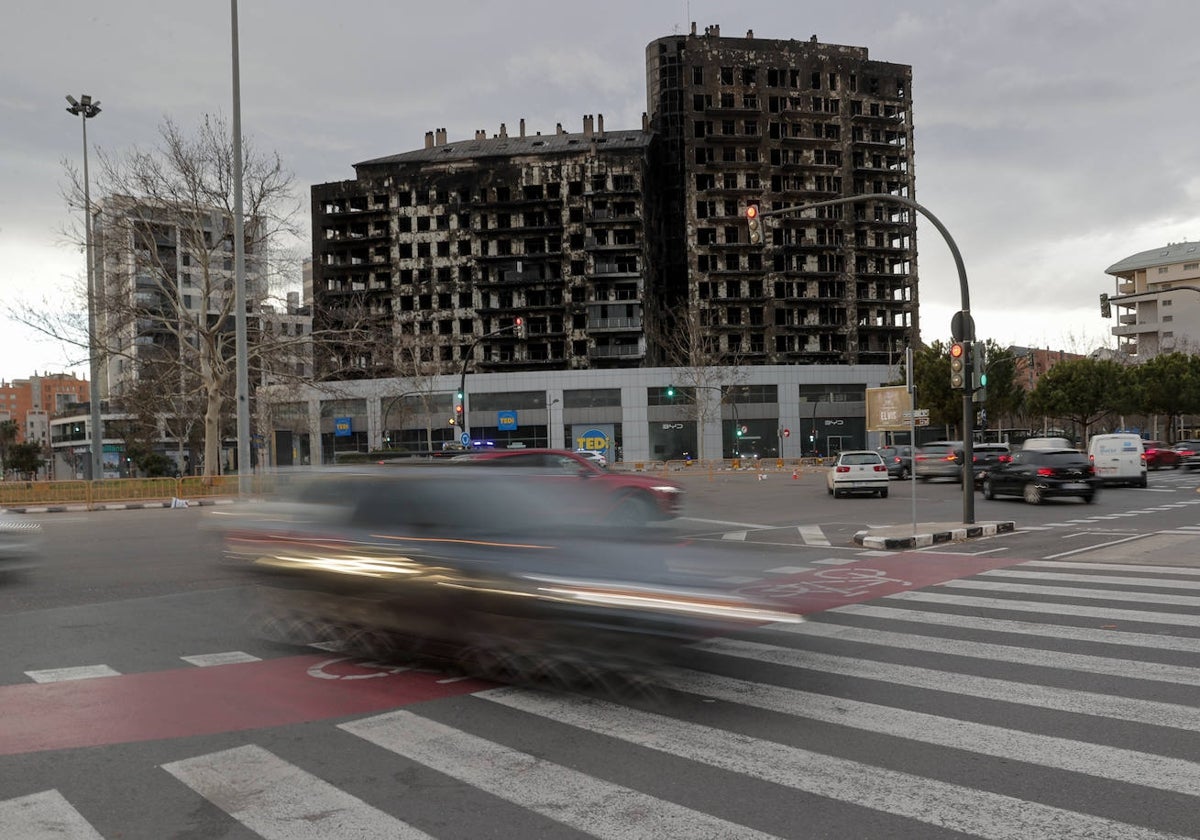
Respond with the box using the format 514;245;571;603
513;316;526;339
971;342;988;402
949;342;965;389
745;203;764;246
1100;293;1111;318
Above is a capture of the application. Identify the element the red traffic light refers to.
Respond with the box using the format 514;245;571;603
745;205;759;219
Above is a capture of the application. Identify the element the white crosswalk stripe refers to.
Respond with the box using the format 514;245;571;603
4;560;1200;839
162;744;434;840
340;711;779;839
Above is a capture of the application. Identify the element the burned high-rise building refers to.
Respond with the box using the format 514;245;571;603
312;25;918;380
647;24;918;366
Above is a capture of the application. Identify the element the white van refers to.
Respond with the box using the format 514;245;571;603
1088;434;1147;487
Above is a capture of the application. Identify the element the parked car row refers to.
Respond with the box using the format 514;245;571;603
853;433;1197;506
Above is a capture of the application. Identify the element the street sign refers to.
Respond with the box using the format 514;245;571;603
459;431;470;446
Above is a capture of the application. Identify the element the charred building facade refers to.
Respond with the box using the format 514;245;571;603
648;24;918;365
312;117;659;379
312;25;918;380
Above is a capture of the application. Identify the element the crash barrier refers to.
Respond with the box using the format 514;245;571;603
0;474;269;510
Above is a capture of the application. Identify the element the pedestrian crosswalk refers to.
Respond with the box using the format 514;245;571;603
5;559;1200;839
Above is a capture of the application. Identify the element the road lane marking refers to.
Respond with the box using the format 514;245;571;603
24;665;120;683
340;711;779;840
775;620;1200;687
163;744;433;840
479;688;1188;840
0;790;104;840
696;637;1200;732
829;603;1200;654
939;578;1200;607
654;667;1200;799
180;651;261;667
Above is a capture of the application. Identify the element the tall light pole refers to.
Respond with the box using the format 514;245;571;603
231;0;251;494
65;94;104;481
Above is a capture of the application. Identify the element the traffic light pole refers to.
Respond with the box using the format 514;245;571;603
458;322;521;446
759;195;976;523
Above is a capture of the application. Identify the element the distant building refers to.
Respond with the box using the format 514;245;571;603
310;24;919;381
0;372;90;443
1105;241;1200;358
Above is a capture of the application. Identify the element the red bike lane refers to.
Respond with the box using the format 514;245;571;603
2;549;1019;756
0;654;491;756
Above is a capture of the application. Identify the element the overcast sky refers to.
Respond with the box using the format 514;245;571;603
3;0;1198;383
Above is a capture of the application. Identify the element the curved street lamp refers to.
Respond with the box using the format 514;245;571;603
65;94;104;481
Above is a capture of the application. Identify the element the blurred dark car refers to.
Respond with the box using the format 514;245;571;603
1143;440;1181;470
981;448;1100;504
915;441;964;481
1175;440;1200;471
0;511;41;577
876;445;914;480
451;449;683;523
971;443;1012;483
215;467;796;687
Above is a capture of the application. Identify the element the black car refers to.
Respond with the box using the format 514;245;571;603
971;443;1012;483
981;448;1100;504
876;445;914;480
216;466;798;686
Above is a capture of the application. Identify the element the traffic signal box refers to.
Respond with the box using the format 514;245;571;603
949;342;966;389
745;203;763;246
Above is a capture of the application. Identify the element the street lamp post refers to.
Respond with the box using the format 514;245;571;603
65;94;104;482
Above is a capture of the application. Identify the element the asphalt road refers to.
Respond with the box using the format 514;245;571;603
2;468;1200;839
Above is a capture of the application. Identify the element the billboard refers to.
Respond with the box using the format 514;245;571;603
866;386;912;432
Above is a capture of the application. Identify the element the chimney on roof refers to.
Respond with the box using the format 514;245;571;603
499;122;508;138
424;131;434;149
435;127;447;145
519;118;526;138
597;113;604;135
583;114;594;137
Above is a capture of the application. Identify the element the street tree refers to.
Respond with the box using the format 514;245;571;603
651;307;745;460
1028;357;1128;441
1128;352;1200;442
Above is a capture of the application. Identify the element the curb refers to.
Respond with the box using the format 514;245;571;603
853;521;1016;550
1;498;237;515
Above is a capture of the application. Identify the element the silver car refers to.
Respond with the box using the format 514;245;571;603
915;441;964;481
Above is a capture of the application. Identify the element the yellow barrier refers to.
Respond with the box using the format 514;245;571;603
0;480;91;506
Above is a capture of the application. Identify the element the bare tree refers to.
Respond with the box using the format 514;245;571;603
12;115;303;477
650;307;746;460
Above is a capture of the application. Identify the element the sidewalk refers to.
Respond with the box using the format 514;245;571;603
2;498;236;514
854;520;1016;551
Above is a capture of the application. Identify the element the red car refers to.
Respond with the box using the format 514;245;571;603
1143;440;1181;470
452;449;684;523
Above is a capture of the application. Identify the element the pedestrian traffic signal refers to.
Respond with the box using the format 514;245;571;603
949;342;966;389
745;203;764;246
1099;293;1111;318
